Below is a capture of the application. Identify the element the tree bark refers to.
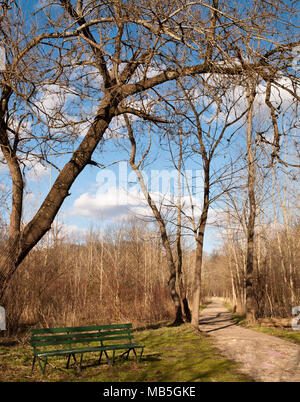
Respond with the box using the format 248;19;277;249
245;83;257;322
191;161;210;328
176;129;191;322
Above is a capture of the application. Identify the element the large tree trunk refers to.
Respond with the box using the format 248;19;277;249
0;95;117;301
167;258;185;326
144;194;184;325
245;84;257;322
191;238;204;328
176;231;191;323
176;129;191;322
191;162;209;328
0;84;24;301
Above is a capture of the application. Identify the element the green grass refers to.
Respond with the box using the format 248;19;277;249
223;303;246;326
223;302;300;345
0;323;252;382
247;325;300;345
199;300;212;313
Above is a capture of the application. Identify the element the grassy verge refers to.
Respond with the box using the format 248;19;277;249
199;300;212;313
223;302;246;326
223;302;300;345
245;325;300;345
0;323;252;382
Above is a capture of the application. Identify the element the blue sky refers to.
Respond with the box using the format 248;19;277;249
19;129;226;252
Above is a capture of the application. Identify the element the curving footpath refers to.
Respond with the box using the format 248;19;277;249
198;299;300;382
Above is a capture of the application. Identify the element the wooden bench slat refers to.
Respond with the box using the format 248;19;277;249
31;332;100;342
99;329;133;337
31;329;134;342
30;323;132;335
31;334;134;348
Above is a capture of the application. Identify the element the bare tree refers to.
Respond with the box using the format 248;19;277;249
175;75;248;327
245;77;257;322
124;114;185;325
174;128;191;322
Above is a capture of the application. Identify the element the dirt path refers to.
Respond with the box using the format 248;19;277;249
199;299;300;382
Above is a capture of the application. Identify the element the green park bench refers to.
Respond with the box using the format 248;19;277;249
30;323;144;374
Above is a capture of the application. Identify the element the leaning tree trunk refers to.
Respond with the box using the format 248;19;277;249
126;115;184;325
0;94;117;302
142;190;184;325
0;84;24;301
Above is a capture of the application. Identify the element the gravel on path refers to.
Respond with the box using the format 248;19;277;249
199;299;300;382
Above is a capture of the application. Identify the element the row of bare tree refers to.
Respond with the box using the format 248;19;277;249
1;221;179;335
203;217;300;318
2;199;298;336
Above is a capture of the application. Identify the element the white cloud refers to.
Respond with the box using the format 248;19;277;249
59;223;89;239
24;157;51;182
70;182;221;227
106;96;156;138
199;73;298;127
37;84;77;117
129;64;165;82
71;162;207;222
0;156;50;182
0;163;8;173
227;76;298;121
7;116;33;140
72;187;151;221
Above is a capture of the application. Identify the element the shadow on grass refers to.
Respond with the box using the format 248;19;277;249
0;339;18;346
135;321;170;332
204;323;237;333
64;352;162;372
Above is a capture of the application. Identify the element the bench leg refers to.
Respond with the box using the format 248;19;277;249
79;353;83;371
68;353;82;373
37;356;48;374
139;348;144;362
105;350;115;366
120;349;130;360
66;354;71;369
31;356;36;374
111;350;116;365
98;350;105;364
66;353;77;369
132;348;144;362
100;350;111;365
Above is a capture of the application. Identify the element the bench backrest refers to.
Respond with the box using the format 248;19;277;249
30;323;134;351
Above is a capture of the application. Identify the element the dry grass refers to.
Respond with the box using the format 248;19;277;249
1;222;177;336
